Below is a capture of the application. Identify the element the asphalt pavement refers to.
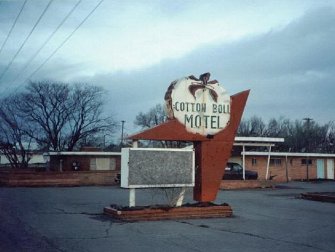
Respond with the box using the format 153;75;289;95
0;181;334;252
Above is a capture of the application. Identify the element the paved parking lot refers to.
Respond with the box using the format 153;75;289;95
1;181;335;252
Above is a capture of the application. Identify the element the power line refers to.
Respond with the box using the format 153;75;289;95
23;0;104;84
10;0;83;86
0;0;28;57
0;0;54;82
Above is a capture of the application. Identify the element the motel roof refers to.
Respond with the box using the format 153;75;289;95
47;152;121;156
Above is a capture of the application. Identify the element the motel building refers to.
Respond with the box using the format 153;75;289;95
231;137;335;182
47;147;121;172
1;138;334;185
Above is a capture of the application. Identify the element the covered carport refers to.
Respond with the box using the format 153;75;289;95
234;137;284;180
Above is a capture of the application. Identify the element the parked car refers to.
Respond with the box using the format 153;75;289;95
223;162;258;180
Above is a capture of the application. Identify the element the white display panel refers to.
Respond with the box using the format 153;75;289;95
121;148;195;188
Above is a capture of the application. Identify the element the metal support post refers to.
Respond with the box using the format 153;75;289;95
129;188;136;207
242;145;246;180
175;188;186;207
265;145;272;180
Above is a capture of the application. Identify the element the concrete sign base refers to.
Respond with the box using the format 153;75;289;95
104;203;233;221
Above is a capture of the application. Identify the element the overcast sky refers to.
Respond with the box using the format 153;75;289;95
0;0;334;136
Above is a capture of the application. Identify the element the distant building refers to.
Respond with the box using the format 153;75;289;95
230;137;335;181
47;149;121;172
2;138;334;182
241;151;335;181
0;152;46;168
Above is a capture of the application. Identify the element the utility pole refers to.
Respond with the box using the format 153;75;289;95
120;120;125;147
303;117;313;181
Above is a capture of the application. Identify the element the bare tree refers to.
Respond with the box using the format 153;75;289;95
265;117;290;137
135;104;166;129
15;81;115;151
238;116;266;137
238;116;335;153
325;121;335;153
0;95;33;169
18;81;71;151
65;84;115;150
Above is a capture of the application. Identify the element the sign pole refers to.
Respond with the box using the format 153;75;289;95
129;188;136;207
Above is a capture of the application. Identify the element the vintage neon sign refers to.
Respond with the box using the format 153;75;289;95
129;72;250;202
165;73;231;136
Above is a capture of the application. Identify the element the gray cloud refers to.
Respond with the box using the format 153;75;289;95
85;7;335;131
1;5;334;133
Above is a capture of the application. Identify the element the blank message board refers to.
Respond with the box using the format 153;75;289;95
121;148;195;188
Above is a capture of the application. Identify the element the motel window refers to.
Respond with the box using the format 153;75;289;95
270;158;282;166
90;158;97;170
252;158;257;166
301;159;312;165
90;157;116;170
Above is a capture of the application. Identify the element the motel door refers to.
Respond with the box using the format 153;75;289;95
326;159;334;180
316;159;325;179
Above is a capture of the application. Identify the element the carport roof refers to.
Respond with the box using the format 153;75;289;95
234;137;284;147
242;151;335;158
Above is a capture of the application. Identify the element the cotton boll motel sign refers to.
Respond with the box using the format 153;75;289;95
165;73;231;136
129;72;249;202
